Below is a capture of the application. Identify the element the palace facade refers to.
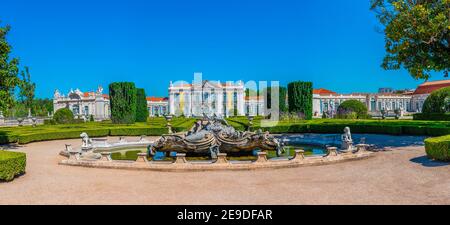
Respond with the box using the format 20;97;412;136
168;80;246;117
312;79;450;117
53;86;168;121
53;79;450;120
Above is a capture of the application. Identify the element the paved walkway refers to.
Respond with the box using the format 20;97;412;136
1;137;449;205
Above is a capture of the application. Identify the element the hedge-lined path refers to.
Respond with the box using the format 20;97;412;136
0;137;449;204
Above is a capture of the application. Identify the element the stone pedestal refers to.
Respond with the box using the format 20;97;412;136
174;153;187;164
81;147;93;153
100;152;112;162
214;153;229;164
325;147;338;157
254;152;268;163
291;149;305;161
135;153;148;163
65;144;79;160
355;144;369;154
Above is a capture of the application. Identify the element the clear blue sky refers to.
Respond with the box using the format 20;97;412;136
2;0;443;98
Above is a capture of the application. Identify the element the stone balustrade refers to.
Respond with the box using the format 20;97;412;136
291;149;305;161
135;153;148;163
100;152;112;162
215;153;229;164
60;148;374;171
254;152;268;163
355;144;369;153
174;153;187;164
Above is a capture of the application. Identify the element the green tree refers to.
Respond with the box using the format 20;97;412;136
19;66;35;113
109;82;137;124
263;86;288;113
0;23;21;113
135;88;149;122
371;0;450;79
288;81;313;120
53;108;74;124
422;86;450;113
337;100;369;119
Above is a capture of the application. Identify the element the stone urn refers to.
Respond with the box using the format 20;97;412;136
164;114;174;134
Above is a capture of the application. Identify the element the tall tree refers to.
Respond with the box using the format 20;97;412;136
135;88;149;122
109;82;137;124
0;23;21;113
288;81;313;120
371;0;450;79
19;66;36;113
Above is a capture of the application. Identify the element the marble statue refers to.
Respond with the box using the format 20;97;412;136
80;132;92;149
341;127;353;151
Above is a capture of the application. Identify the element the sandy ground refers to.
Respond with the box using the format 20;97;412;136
0;136;449;205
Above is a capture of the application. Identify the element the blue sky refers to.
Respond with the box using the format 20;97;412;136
2;0;443;98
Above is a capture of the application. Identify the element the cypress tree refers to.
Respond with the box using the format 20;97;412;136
288;81;313;120
135;88;149;122
109;82;137;124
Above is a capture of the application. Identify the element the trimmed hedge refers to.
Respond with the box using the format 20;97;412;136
0;151;26;181
109;82;137;124
425;135;450;161
109;127;167;136
413;113;450;121
135;88;149;122
288;81;313;120
18;129;111;144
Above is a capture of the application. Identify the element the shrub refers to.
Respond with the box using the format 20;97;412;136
135;88;149;122
425;135;450;161
422;87;450;114
288;81;313;120
337;100;369;119
0;151;26;181
413;113;450;121
53;108;74;124
109;82;137;124
43;119;57;125
89;115;95;122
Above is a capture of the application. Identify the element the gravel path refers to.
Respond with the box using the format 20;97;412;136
1;136;449;205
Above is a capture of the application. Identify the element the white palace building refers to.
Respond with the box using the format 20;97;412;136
53;79;450;120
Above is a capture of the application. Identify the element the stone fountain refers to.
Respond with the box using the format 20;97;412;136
149;113;284;159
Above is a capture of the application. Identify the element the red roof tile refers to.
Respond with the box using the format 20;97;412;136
413;80;450;95
313;88;337;95
146;96;168;102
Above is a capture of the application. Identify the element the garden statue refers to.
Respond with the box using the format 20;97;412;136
164;114;173;134
80;132;92;149
149;114;284;159
341;127;353;151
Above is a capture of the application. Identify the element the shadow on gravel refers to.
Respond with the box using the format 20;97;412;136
410;156;450;168
0;143;23;150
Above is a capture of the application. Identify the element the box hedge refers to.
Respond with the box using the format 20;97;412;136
109;127;167;136
0;151;26;181
413;113;450;121
18;129;110;144
425;135;450;161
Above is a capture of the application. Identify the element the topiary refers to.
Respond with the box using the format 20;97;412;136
135;88;149;122
422;86;450;114
287;81;313;120
53;108;74;124
337;100;368;119
109;82;137;124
